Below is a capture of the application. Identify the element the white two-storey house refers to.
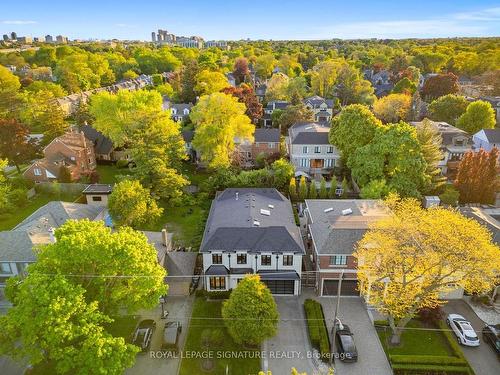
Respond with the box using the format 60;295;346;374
200;188;304;295
287;121;341;179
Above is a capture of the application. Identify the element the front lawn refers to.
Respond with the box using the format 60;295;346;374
179;296;261;375
0;191;81;231
377;320;453;357
96;164;126;184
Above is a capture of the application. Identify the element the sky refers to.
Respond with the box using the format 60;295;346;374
1;0;500;41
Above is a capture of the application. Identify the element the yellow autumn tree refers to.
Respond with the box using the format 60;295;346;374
191;92;254;169
355;197;500;344
372;93;412;123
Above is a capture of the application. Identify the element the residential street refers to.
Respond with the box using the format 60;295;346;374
442;300;500;375
0;356;24;375
320;297;393;375
125;295;194;375
263;296;318;374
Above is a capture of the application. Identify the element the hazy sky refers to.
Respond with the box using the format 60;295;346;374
1;0;500;40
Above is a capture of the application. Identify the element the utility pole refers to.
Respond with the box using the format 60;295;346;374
330;270;344;367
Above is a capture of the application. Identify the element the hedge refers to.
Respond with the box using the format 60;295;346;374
438;321;467;361
393;364;472;375
390;355;467;366
304;299;330;361
195;289;232;299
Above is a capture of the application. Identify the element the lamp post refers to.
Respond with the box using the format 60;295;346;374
159;295;167;319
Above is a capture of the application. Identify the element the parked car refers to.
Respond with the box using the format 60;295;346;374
162;321;182;351
482;324;500;357
132;319;156;352
446;314;480;347
332;319;358;362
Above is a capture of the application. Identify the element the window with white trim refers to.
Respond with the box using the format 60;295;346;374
314;146;321;153
209;277;226;290
283;255;293;266
327;146;334;154
302;146;308;154
0;263;12;274
212;254;222;264
34;168;42;176
329;255;347;266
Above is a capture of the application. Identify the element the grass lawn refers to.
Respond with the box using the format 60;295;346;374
377;320;454;356
96;164;126;184
180;162;210;187
0;191;81;231
104;315;140;343
179;296;261;375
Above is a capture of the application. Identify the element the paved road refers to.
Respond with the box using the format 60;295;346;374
0;356;25;375
263;296;319;374
320;297;392;375
443;300;500;375
125;295;194;375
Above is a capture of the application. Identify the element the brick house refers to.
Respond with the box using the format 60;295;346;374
304;199;389;296
24;129;96;183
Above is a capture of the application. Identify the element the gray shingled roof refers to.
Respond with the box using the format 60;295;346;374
164;252;197;277
458;207;500;245
14;202;104;234
306;199;389;255
0;231;36;262
254;128;280;143
291;132;330;145
82;184;113;194
80;125;113;155
200;188;304;254
482;129;500;144
182;130;195;143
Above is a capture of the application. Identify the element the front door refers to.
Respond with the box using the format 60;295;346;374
311;159;324;169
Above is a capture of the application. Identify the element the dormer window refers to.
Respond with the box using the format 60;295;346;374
171;108;177;115
183;108;189;115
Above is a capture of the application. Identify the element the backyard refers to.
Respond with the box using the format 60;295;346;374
179;295;261;375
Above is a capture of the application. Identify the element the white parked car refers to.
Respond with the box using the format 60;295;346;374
446;314;480;347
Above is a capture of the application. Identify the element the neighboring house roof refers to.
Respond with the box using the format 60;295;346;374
171;103;193;114
481;129;500;144
410;120;470;144
200;188;304;254
292;132;330;145
254;128;280;143
305;199;389;255
164;252;197;277
13;201;104;234
82;184;113;194
458;207;500;245
182;130;195;143
80;125;114;155
266;100;289;110
374;83;394;97
303;95;333;109
0;231;37;262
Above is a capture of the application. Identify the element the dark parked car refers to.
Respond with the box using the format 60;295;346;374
332;320;358;362
162;321;182;351
132;319;156;352
482;324;500;357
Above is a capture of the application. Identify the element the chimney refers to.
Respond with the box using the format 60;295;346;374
161;228;170;249
236;192;239;200
48;227;56;243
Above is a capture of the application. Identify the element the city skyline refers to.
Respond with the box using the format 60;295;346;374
1;0;500;41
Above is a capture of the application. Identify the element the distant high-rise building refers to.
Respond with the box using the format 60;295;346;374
56;35;68;44
151;32;156;42
17;36;33;44
2;34;9;41
45;34;54;43
10;31;17;40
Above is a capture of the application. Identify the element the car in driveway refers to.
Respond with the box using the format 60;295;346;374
482;324;500;357
446;314;480;347
332;319;358;362
162;321;182;352
132;319;156;352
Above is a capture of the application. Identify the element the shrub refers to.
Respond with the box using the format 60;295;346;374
116;159;130;168
417;306;443;326
304;299;330;362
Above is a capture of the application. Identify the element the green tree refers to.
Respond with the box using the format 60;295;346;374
289;177;298;200
329;104;384;164
0;274;138;374
122;69;138;79
191;92;254;169
194;70;229;96
360;179;390;199
428;94;469;126
0;119;39;173
0;65;21;118
392;77;417;95
319;177;328;199
414;118;446;194
334;63;375;105
255;54;276;79
285;77;309;104
24;81;67;97
265;72;290;102
0;159;12;213
298;175;308;201
308;182;318;199
109;180;163;228
30;220;167;314
341;177;349;199
222;275;279;346
310;60;340;98
439;185;460;207
456;100;496;134
179;59;200;103
271;158;294;191
273;103;314;134
373;93;412;123
58;165;72;183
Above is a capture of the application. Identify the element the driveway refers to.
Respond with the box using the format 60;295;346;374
125;295;194;375
263;296;319;374
442;300;499;375
0;356;25;375
320;297;392;375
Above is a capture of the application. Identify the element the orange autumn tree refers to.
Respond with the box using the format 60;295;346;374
355;197;499;345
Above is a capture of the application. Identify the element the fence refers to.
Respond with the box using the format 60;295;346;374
34;182;88;196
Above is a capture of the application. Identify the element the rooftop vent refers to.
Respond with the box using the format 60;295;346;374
253;220;261;226
260;209;271;216
305;126;313;130
342;208;353;216
324;207;334;213
268;204;274;209
236;192;239;200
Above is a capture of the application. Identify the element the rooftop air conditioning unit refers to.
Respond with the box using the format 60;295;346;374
324;207;334;213
342;208;353;216
260;209;271;216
